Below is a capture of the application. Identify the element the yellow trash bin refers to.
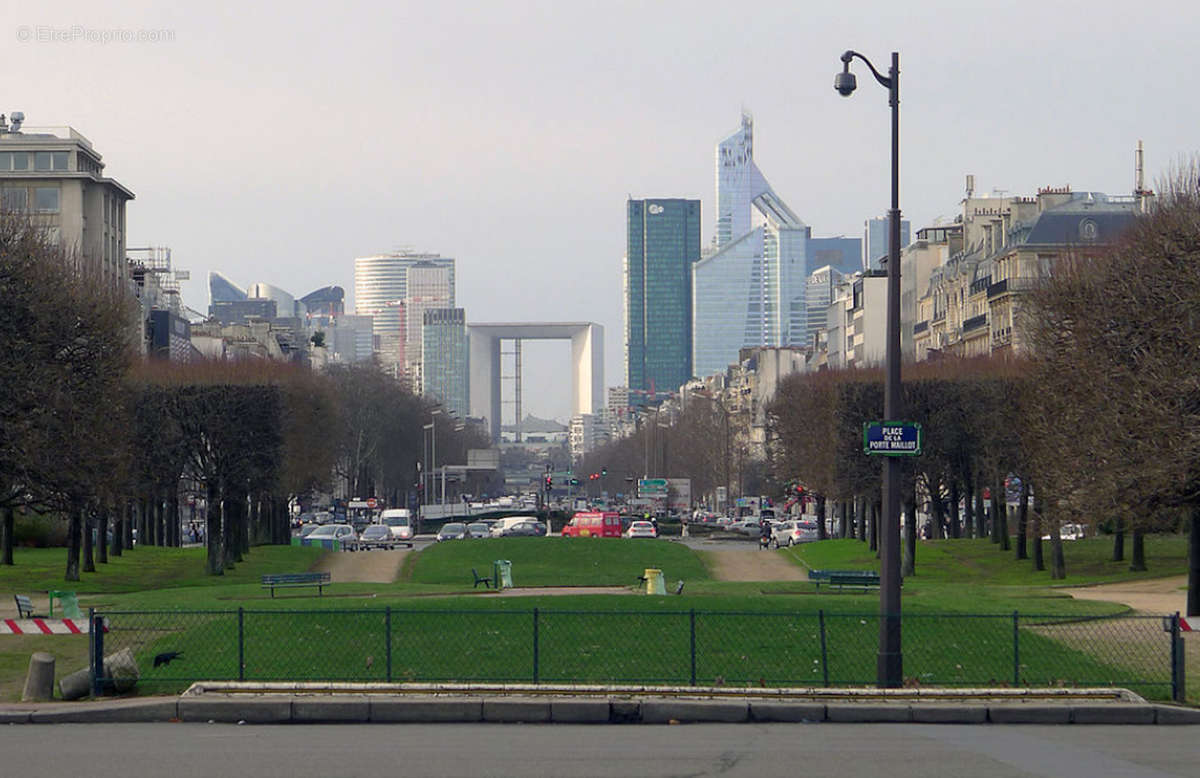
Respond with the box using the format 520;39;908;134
643;568;665;595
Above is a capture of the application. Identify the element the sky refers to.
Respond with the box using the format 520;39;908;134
7;0;1199;422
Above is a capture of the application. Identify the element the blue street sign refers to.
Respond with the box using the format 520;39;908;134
863;421;923;456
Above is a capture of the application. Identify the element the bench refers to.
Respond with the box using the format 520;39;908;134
260;572;331;597
14;594;36;618
471;568;492;589
809;569;881;590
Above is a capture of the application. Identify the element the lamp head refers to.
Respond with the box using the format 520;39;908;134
834;69;857;97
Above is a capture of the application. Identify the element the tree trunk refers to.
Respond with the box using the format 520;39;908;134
947;480;958;538
168;491;179;547
206;481;224;576
1112;519;1125;562
979;486;991;543
1050;522;1066;580
1188;504;1199;617
963;477;974;539
97;506;109;564
995;478;1009;551
1015;480;1029;560
1130;527;1147;572
858;497;867;543
65;508;82;582
816;495;827;541
1;505;14;565
903;485;916;578
869;500;879;553
843;500;853;539
1031;489;1044;572
111;501;124;557
125;500;135;550
930;488;946;540
82;509;95;573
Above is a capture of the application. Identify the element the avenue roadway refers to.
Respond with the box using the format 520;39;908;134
3;722;1197;777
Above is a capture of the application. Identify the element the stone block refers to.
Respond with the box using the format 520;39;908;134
749;702;825;722
988;705;1071;724
482;698;551;723
370;698;482;722
825;704;912;723
178;697;292;723
550;699;611;723
640;700;749;724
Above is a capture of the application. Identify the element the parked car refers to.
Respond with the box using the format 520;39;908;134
305;524;357;545
490;516;540;537
624;520;658;539
727;519;762;536
358;524;394;549
466;522;492;539
502;520;547;537
298;523;321;538
437;522;469;541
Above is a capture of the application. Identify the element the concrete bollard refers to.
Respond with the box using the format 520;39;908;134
59;647;140;700
22;652;55;702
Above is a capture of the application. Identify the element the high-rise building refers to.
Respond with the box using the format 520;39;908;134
863;214;911;271
354;251;455;374
808;236;862;278
0;117;133;286
403;261;455;391
209;271;247;303
805;265;845;350
421;308;468;418
693;114;808;379
625;198;701;403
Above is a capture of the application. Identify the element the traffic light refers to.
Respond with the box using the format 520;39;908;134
544;474;553;492
601;468;607;477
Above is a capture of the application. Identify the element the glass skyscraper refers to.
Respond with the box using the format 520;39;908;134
863;215;911;271
422;308;469;418
354;251;455;374
625;198;701;403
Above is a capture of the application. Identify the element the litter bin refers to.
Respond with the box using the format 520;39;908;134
48;591;81;619
494;560;513;590
643;568;665;595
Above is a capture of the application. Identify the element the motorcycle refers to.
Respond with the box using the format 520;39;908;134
758;527;771;550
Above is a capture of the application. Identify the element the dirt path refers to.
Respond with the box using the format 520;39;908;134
704;550;808;582
312;550;408;583
1060;575;1189;615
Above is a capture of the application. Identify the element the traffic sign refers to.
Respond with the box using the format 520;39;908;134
366;498;377;509
863;421;923;456
638;478;668;498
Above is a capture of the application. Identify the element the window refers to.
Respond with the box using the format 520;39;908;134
12;152;28;171
35;152;52;171
0;152;9;171
52;151;68;171
34;187;59;213
2;188;27;210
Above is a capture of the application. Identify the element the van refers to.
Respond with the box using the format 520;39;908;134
379;508;414;542
561;511;622;538
490;515;541;538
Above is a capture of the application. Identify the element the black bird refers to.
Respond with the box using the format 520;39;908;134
153;651;183;668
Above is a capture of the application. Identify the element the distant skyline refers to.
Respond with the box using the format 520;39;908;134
8;0;1198;420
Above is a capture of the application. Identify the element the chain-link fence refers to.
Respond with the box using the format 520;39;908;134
88;609;1187;700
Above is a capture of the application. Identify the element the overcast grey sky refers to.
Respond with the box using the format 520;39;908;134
8;0;1199;422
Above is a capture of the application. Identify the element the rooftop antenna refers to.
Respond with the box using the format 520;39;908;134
1134;140;1150;213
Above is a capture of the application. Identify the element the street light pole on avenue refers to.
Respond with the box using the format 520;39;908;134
836;49;903;688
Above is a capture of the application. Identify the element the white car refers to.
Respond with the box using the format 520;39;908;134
770;519;819;548
624;520;658;539
380;510;414;542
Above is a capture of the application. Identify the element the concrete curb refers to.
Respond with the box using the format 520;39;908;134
1;695;1197;725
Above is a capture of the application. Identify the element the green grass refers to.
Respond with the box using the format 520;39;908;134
406;537;711;587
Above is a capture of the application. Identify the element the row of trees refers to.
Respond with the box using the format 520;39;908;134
0;213;486;579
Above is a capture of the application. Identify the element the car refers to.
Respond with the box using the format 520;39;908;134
490;516;540;537
358;524;394;549
305;524;357;545
501;520;547;537
298;523;322;538
437;522;469;541
466;522;492;539
727;519;762;536
624;520;658;539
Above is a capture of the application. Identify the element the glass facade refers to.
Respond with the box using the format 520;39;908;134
625;198;701;402
421;308;469;418
864;215;911;271
354;252;455;372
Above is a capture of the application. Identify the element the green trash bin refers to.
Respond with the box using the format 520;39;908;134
49;591;82;619
493;560;513;590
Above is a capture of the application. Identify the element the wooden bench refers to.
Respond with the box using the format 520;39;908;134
14;594;36;618
260;572;331;597
809;569;881;590
471;568;492;589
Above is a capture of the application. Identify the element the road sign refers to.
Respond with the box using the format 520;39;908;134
863;421;923;456
366;498;377;509
638;478;668;498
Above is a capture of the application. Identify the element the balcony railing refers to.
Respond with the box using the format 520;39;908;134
986;278;1008;298
962;313;988;333
913;320;929;334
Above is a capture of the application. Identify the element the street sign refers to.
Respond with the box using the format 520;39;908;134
366;498;377;509
638;478;668;498
863;421;923;456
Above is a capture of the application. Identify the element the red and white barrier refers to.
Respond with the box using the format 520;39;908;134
0;618;89;635
1182;616;1195;632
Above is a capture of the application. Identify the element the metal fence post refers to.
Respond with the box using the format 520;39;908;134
819;610;829;687
532;608;540;684
689;609;697;686
385;606;393;682
90;607;103;697
1171;612;1185;703
237;607;245;681
1012;611;1020;687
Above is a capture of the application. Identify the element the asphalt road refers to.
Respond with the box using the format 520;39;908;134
4;723;1197;777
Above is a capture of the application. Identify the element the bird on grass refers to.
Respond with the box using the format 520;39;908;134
153;651;183;668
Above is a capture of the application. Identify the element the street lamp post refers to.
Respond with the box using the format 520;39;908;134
692;390;732;514
836;49;903;688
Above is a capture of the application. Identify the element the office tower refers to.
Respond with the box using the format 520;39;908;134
863;214;911;271
805;265;845;349
354;251;455;374
403;261;455;391
808;236;862;278
625;198;701;403
209;271;248;303
693;113;808;379
421;308;468;418
0;116;133;286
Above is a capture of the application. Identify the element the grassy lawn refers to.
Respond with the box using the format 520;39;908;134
1;536;1193;702
406;537;711;587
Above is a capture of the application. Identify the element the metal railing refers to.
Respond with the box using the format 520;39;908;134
88;609;1188;701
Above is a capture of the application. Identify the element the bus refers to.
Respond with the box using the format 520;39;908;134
561;511;622;538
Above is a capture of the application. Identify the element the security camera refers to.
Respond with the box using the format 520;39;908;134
834;71;856;97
